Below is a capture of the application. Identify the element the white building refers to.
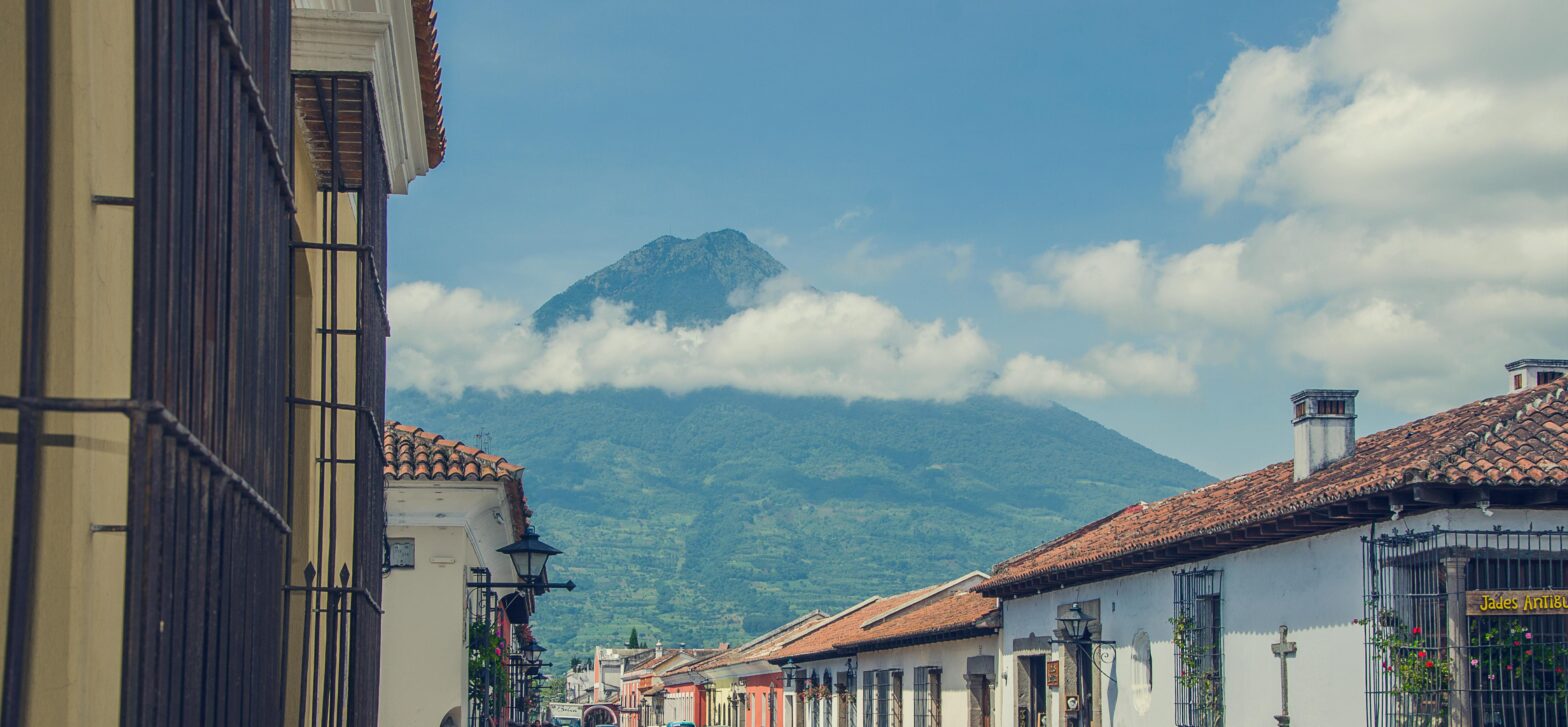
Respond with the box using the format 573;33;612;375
379;421;535;727
771;573;1001;727
979;365;1568;727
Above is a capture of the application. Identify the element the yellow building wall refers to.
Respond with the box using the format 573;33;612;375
0;0;134;723
0;6;379;724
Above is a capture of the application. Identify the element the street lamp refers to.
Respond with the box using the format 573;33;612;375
500;525;563;583
780;659;802;690
472;525;577;592
522;638;548;663
1057;602;1090;642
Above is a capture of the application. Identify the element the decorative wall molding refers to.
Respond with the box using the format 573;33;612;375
292;4;430;194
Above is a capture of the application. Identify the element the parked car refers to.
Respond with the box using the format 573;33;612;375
666;722;696;727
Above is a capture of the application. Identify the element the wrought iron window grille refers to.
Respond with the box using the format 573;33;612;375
1362;526;1568;727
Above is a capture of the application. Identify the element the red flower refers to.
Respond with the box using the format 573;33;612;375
1411;626;1422;635
1425;660;1435;668
1513;641;1521;646
1417;651;1427;658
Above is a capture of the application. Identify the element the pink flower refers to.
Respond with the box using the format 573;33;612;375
1526;650;1534;656
1525;632;1533;640
1488;674;1496;681
1470;658;1480;666
1507;665;1514;671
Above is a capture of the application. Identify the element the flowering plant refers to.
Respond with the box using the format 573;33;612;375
1367;623;1450;697
1469;618;1568;701
468;622;513;703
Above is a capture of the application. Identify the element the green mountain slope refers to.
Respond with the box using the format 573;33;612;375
392;228;1211;658
387;387;1211;656
532;229;786;331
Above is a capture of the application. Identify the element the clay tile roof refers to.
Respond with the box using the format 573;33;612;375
383;420;530;536
410;0;446;168
981;378;1568;597
832;590;999;652
670;613;831;675
769;586;943;662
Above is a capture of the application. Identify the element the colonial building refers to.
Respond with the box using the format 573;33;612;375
380;421;536;727
659;614;828;727
1;0;446;725
621;647;730;727
979;364;1568;727
832;588;1001;727
769;573;997;727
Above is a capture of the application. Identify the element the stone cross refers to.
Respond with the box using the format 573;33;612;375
1272;625;1298;727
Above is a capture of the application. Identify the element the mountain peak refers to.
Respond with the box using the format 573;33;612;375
532;229;788;331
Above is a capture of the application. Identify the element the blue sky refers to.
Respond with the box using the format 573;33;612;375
388;1;1568;477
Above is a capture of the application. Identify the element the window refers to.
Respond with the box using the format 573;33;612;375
1514;373;1525;390
890;670;904;727
1173;569;1223;727
1318;399;1346;415
913;667;939;727
863;670;874;727
387;537;415;568
1364;528;1568;727
1294;401;1307;418
1540;370;1564;386
875;671;890;727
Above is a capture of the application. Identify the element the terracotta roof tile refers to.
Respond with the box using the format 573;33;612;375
383;420;529;537
667;615;830;675
769;586;942;662
982;379;1568;596
410;0;446;168
832;591;998;652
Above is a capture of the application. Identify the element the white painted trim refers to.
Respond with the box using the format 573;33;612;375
290;3;431;194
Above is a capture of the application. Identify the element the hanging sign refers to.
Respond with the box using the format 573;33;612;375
1466;590;1568;616
1045;661;1060;688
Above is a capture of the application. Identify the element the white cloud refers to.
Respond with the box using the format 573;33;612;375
840;240;976;283
989;344;1197;402
833;206;872;230
1174;0;1568;217
390;281;997;403
1000;0;1568;412
991;240;1152;326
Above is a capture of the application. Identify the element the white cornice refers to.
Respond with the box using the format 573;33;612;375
291;3;430;194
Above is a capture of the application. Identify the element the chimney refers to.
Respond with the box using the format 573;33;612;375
1292;389;1357;481
1506;359;1567;393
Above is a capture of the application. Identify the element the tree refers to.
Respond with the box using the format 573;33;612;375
626;628;641;650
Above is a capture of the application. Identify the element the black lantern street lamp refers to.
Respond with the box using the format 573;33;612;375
1057;602;1090;642
500;525;562;584
780;659;802;690
469;525;577;593
521;638;547;663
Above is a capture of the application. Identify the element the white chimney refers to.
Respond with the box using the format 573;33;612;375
1292;389;1357;481
1506;359;1567;393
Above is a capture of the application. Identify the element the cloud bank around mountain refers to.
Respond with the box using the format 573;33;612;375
995;0;1568;412
389;281;1193;403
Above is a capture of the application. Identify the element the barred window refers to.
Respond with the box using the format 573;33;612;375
1173;568;1223;727
863;670;874;727
912;667;940;727
890;670;904;727
1365;528;1568;727
875;670;890;727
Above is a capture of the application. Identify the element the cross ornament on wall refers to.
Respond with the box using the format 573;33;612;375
1272;625;1298;727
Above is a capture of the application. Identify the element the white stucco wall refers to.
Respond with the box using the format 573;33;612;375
995;508;1562;727
856;635;998;727
379;524;478;727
